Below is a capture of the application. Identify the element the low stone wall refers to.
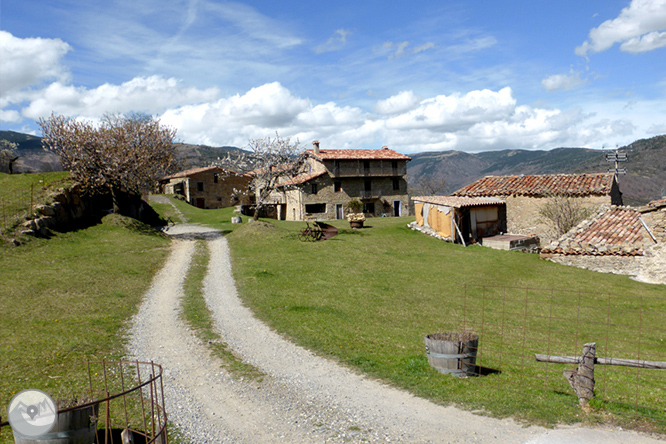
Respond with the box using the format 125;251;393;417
545;254;645;277
21;184;105;236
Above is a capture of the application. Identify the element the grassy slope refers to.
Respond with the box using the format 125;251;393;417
0;215;170;442
217;213;666;429
0;172;72;234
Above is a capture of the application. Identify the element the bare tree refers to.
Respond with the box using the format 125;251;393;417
216;133;307;220
39;113;178;215
539;195;594;237
409;174;448;196
0;140;19;174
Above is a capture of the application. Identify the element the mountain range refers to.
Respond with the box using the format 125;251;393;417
2;130;664;206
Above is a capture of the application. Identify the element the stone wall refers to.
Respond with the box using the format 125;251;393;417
167;169;251;209
640;206;666;242
546;254;645;277
505;195;609;246
287;175;410;220
21;184;102;236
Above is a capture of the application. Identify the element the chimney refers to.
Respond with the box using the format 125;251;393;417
312;140;320;154
382;145;389;150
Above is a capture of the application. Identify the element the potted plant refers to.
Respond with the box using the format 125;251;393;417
346;199;365;228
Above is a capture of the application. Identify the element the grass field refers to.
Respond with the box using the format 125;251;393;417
0;214;170;443
164;198;666;431
0;172;72;234
2;190;664;438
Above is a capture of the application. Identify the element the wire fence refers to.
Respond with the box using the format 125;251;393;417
440;284;666;429
0;175;71;232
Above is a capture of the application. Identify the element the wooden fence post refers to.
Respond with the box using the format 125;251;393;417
563;342;596;406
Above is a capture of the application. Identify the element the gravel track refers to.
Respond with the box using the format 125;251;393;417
126;223;664;443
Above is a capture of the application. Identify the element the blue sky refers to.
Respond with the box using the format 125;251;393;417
1;0;665;153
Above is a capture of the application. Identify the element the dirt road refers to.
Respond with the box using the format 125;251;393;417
126;223;664;443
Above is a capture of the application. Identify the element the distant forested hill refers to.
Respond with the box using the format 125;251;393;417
3;129;664;205
0;130;243;174
407;135;666;206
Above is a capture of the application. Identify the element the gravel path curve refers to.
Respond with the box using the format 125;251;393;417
127;223;664;444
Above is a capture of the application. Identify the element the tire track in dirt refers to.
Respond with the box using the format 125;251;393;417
128;223;665;443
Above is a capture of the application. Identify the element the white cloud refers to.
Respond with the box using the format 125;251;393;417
576;0;666;55
390;41;410;59
648;122;666;134
446;36;497;55
0;109;22;123
160;82;314;146
375;91;421;115
413;42;436;54
379;41;436;59
315;29;350;54
0;31;71;96
20;76;219;120
384;87;516;133
620;30;666;52
542;71;587;92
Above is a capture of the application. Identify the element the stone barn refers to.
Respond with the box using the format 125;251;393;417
160;166;251;209
452;173;623;246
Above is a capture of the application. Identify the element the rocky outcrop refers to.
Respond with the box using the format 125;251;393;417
20;184;102;236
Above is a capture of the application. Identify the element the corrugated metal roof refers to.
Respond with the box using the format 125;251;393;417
453;173;615;197
307;148;411;161
412;195;505;208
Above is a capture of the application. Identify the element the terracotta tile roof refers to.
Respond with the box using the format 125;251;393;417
161;166;227;180
306;148;411;161
453;173;615;198
279;171;327;186
646;198;666;209
542;207;650;256
412;195;505;208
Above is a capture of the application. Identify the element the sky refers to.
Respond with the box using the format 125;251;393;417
1;0;666;154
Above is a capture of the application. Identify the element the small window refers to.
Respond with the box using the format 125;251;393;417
305;203;326;213
393;178;400;191
213;174;219;183
392;160;398;170
365;180;372;191
197;182;204;192
334;181;342;192
311;183;318;194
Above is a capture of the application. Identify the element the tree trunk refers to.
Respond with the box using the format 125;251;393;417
111;187;122;214
8;156;19;174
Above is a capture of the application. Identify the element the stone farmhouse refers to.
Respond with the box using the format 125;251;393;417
266;141;411;221
452;173;623;245
159;166;251;209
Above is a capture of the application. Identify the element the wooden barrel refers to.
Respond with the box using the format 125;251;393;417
13;404;98;444
424;332;479;377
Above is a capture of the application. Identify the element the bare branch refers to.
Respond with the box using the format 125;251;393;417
215;133;307;220
538;194;594;237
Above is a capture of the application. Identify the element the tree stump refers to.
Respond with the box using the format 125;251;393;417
563;342;596;406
